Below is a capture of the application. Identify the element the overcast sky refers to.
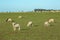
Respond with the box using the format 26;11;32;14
0;0;60;12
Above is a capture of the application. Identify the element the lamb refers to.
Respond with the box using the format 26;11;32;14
18;16;22;19
6;18;12;22
48;18;55;23
12;22;20;31
44;21;50;26
27;21;33;27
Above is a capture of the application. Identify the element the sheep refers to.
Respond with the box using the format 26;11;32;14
27;21;33;27
44;21;50;27
48;18;55;23
18;16;22;18
6;18;12;22
12;22;20;31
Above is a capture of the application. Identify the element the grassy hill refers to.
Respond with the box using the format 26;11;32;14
0;12;60;40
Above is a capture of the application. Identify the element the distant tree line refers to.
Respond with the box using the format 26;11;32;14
34;9;60;12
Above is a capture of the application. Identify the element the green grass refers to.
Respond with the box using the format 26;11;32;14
0;12;60;40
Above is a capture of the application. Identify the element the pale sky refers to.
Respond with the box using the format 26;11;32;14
0;0;60;12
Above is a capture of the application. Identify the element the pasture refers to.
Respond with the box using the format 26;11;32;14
0;12;60;40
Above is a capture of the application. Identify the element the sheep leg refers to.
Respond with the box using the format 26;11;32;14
13;27;16;31
18;26;20;31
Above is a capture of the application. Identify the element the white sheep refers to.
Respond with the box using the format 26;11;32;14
44;21;50;26
12;22;20;31
27;21;33;27
6;18;12;22
18;16;22;18
48;18;55;23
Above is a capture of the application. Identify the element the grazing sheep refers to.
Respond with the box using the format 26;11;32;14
27;21;33;27
6;18;12;22
48;18;55;23
44;21;50;26
18;16;22;18
12;22;20;31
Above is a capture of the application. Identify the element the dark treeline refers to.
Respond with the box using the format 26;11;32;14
34;9;60;12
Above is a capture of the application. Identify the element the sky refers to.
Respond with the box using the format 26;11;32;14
0;0;60;12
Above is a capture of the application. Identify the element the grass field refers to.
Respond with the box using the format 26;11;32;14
0;12;60;40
